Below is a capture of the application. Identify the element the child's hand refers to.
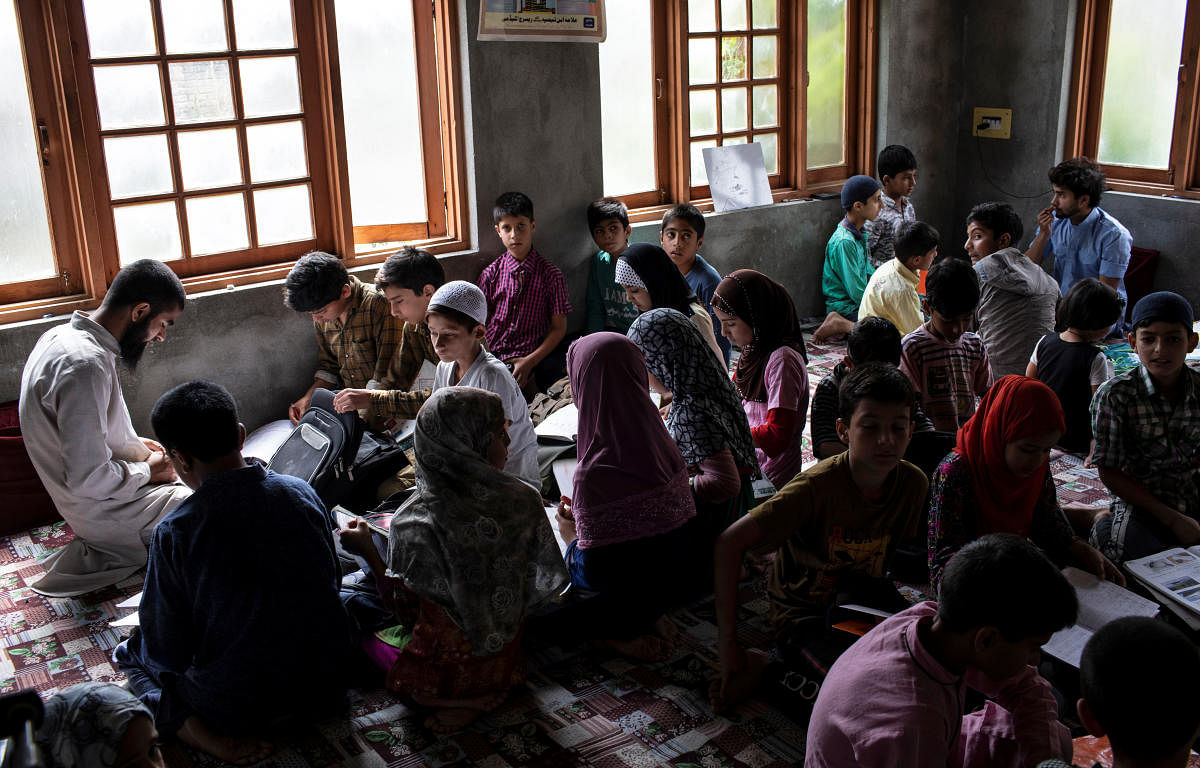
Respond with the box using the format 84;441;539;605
555;496;576;542
333;388;371;414
337;517;374;557
510;356;534;388
1169;513;1200;547
289;393;313;424
1068;538;1125;586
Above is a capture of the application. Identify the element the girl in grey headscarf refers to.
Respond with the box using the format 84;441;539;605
338;386;568;732
34;682;162;768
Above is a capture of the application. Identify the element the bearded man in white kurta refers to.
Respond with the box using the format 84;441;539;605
20;260;192;597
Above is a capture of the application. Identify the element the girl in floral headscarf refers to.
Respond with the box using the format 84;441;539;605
927;375;1122;588
339;386;568;732
35;682;163;768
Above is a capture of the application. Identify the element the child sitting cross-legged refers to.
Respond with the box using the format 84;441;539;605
900;257;993;432
337;387;569;733
115;381;351;766
805;534;1077;767
332;245;444;422
615;242;724;364
966;202;1061;379
478;191;572;396
712;269;810;490
858;220;938;336
424;280;539;486
814;175;883;342
1038;617;1200;768
927;375;1122;589
710;363;928;716
810;316;935;462
1027;278;1123;454
555;333;699;660
585;197;639;333
1090;291;1200;563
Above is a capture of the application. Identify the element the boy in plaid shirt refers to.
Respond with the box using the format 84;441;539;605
1090;291;1200;562
478;191;572;397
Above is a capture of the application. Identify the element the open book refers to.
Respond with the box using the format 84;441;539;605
1125;546;1200;629
1041;567;1159;667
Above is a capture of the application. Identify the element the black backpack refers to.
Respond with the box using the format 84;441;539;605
268;389;407;515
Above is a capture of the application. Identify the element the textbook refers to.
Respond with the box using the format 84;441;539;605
1125;546;1200;627
1041;567;1159;668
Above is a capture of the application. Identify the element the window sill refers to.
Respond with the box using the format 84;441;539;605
624;181;847;224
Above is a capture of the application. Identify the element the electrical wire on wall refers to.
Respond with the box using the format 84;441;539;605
974;133;1049;200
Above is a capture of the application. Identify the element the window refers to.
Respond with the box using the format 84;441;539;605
0;0;466;322
1065;0;1200;196
598;0;875;209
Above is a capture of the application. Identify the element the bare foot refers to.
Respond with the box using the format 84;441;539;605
709;647;770;714
605;633;671;662
177;716;273;766
812;312;853;344
654;615;680;647
415;692;506;735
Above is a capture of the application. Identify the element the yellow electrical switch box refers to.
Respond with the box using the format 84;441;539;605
972;107;1012;139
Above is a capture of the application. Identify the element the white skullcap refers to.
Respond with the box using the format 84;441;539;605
614;257;647;291
429;280;488;326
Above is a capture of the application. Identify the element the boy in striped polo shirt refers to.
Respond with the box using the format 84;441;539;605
899;258;992;432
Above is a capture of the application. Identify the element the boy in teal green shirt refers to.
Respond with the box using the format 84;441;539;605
585;197;639;333
815;175;884;343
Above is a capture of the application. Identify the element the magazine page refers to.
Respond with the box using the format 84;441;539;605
1125;548;1200;617
1042;567;1158;667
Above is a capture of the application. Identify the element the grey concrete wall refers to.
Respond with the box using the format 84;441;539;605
951;0;1077;250
463;0;602;333
875;0;964;247
1100;193;1200;309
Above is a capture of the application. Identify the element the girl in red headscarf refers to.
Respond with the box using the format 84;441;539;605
927;375;1122;588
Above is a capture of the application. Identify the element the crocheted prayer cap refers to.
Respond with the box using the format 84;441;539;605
429;280;488;326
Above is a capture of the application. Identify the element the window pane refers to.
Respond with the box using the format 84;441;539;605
688;0;716;32
232;0;296;50
169;60;236;125
240;56;301;118
689;38;717;85
723;135;747;144
336;0;425;225
807;0;846;168
104;134;174;199
113;202;182;264
0;2;55;281
752;84;776;128
690;89;717;136
94;65;165;130
161;0;228;55
752;35;776;78
599;0;656;197
722;88;747;132
721;36;747;81
247;120;307;183
1097;0;1187;169
82;0;156;59
690;139;717;186
178;128;243;190
751;0;776;29
186;193;248;254
254;184;313;244
721;0;747;30
755;133;778;173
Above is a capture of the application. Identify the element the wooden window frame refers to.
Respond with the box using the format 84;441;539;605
0;0;468;324
611;0;876;216
1064;0;1200;198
